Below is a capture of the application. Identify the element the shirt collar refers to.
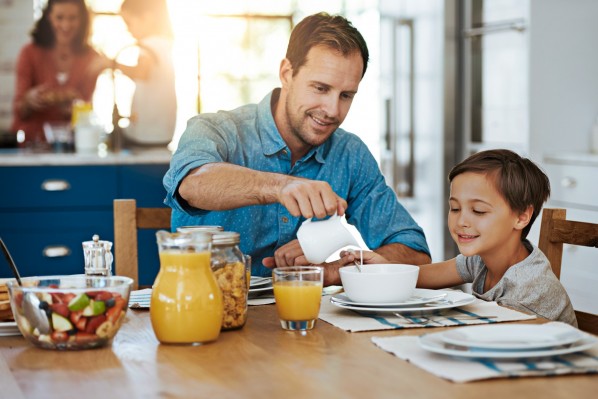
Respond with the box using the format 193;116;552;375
257;88;328;164
258;89;287;156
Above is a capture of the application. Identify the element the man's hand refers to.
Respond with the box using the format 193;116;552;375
262;241;356;286
278;177;347;219
262;239;308;268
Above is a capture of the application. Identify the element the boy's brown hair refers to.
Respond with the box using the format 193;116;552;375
448;149;550;239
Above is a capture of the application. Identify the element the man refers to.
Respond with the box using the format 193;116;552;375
163;12;431;285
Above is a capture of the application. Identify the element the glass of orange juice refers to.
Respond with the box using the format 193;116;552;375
272;266;323;331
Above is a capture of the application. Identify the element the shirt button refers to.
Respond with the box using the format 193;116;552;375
281;216;288;223
282;149;288;155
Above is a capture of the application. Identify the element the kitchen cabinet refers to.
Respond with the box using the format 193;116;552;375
529;153;598;315
0;150;170;286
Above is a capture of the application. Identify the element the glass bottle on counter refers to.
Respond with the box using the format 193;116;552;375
82;234;113;277
72;101;101;154
210;232;249;330
151;230;223;345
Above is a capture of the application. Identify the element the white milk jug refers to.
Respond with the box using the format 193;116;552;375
297;214;360;264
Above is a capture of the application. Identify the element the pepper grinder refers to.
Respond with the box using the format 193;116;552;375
82;234;113;277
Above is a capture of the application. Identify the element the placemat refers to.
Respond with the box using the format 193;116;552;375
130;288;277;307
371;322;598;382
318;296;536;332
129;288;152;309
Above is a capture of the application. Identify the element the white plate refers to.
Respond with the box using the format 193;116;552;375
250;276;272;288
0;321;20;336
330;291;476;313
249;284;273;294
418;329;598;359
440;324;584;350
331;289;448;307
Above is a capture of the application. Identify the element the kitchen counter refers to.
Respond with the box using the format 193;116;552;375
544;152;598;167
0;148;173;166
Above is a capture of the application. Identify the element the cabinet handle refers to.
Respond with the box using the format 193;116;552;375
41;179;71;191
560;177;577;188
43;245;71;258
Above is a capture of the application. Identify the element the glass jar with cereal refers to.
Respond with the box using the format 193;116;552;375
210;232;248;330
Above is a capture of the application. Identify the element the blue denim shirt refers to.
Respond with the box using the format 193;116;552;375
164;90;430;276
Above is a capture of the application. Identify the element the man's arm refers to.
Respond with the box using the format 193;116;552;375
372;242;431;266
178;162;347;219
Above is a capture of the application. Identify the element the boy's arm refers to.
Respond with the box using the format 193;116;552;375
352;251;464;289
416;258;463;289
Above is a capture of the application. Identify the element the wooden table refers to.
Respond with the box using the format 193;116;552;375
0;304;596;399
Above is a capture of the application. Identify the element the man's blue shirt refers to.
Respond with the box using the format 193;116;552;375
164;89;430;276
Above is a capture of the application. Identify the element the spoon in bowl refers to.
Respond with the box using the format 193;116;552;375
350;249;363;272
0;237;50;333
0;236;21;286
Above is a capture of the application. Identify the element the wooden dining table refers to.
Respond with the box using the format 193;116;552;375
0;303;596;399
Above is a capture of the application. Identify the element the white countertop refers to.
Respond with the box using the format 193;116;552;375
0;148;172;166
544;152;598;167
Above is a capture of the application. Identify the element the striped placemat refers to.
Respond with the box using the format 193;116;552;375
128;288;151;309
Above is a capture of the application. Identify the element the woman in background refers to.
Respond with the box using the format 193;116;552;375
11;0;104;145
114;0;177;148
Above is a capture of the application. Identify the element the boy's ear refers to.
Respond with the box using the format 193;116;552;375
514;205;534;230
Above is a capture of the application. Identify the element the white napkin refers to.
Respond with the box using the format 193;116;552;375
318;296;536;332
248;295;276;306
371;322;598;382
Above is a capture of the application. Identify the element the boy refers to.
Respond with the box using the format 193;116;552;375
356;149;577;326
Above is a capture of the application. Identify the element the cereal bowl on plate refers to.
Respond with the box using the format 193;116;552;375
339;264;419;304
6;275;133;350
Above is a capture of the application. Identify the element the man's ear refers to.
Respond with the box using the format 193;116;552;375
279;58;293;88
514;205;533;230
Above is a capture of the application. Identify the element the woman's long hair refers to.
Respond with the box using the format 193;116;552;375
31;0;91;53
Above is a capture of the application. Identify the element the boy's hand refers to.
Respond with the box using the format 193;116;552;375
340;249;389;264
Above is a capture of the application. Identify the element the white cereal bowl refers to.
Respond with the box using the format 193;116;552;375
339;264;419;304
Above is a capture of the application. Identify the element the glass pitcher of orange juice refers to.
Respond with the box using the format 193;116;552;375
150;230;223;345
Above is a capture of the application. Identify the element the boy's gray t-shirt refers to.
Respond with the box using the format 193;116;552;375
455;240;578;326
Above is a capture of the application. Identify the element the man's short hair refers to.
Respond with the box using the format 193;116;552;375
285;12;369;78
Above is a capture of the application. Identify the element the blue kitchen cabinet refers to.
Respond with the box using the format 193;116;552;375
0;162;169;285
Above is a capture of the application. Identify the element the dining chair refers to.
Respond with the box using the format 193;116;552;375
113;199;171;290
538;208;598;335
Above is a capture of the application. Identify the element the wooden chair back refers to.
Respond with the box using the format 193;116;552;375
538;208;598;334
113;199;171;290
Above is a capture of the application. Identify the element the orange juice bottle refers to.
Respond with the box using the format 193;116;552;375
150;231;223;344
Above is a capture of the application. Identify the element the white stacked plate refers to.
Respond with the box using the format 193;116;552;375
418;323;598;358
0;321;21;337
330;289;476;313
249;276;272;294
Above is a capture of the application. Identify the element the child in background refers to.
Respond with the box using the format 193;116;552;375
113;0;176;148
354;149;577;326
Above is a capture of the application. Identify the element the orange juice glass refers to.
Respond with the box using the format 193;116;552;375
150;231;223;345
273;266;323;331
